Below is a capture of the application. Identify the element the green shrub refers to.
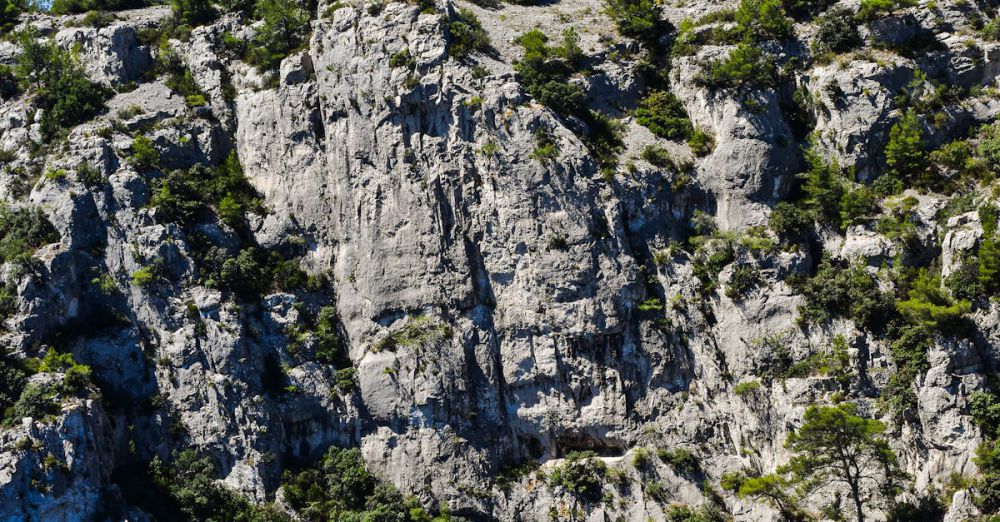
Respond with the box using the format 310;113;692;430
14;28;110;140
695;43;776;91
548;451;606;500
49;0;141;14
171;0;215;27
514;28;622;170
282;446;433;520
794;259;893;330
0;350;28;423
248;0;310;71
635;91;692;141
857;0;917;21
884;110;929;189
641;144;674;168
10;383;59;422
734;0;793;42
0;203;60;263
145;450;289;521
603;0;671;47
814;7;861;53
734;380;761;396
445;8;490;58
131;265;157;287
388;48;414;69
880;324;931;417
129;136;160;171
657;448;702;476
531;128;559;163
687;128;715;156
895;269;970;333
726;264;762;300
839;185;877;230
150;152;262;229
799;149;845;226
1;0;32;34
769;201;812;241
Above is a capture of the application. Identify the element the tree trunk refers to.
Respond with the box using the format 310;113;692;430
850;482;865;522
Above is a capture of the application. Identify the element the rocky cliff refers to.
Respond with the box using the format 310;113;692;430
0;0;998;520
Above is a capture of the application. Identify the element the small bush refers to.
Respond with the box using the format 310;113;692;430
895;269;970;333
445;8;490;59
603;0;671;47
814;7;861;53
131;265;157;287
688;128;715;156
282;446;433;520
635;91;692;141
548;451;606;501
858;0;917;21
769;201;812;241
734;379;761;396
641;144;674;168
14;28;109;140
734;0;792;42
388;48;414;69
657;448;701;476
726;264;762;300
695;43;776;91
130;136;160;171
0;203;60;263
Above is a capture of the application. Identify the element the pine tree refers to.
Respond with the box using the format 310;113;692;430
785;403;903;522
884;110;928;189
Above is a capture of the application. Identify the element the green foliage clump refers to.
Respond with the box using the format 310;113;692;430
150;152;263;229
444;8;490;59
793;259;893;331
38;350;92;395
603;0;671;47
695;43;776;91
721;471;805;521
785;403;902;522
635;91;692;141
725;264;761;300
880;324;932;418
687;128;715;156
857;0;917;21
14;28;110;140
282;446;436;521
171;0;216;28
0;202;60;263
894;268;970;333
548;451;606;501
814;7;861;53
515;28;586;116
0;350;28;423
733;379;761;396
248;0;310;71
49;0;141;15
883;110;929;191
130;135;160;171
142;450;289;522
769;202;812;241
9;383;59;423
313;306;345;365
514;28;622;171
970;390;1000;513
373;315;452;353
657;447;702;476
734;0;793;42
1;0;31;34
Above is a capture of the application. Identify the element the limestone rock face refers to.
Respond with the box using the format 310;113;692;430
1;0;999;520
